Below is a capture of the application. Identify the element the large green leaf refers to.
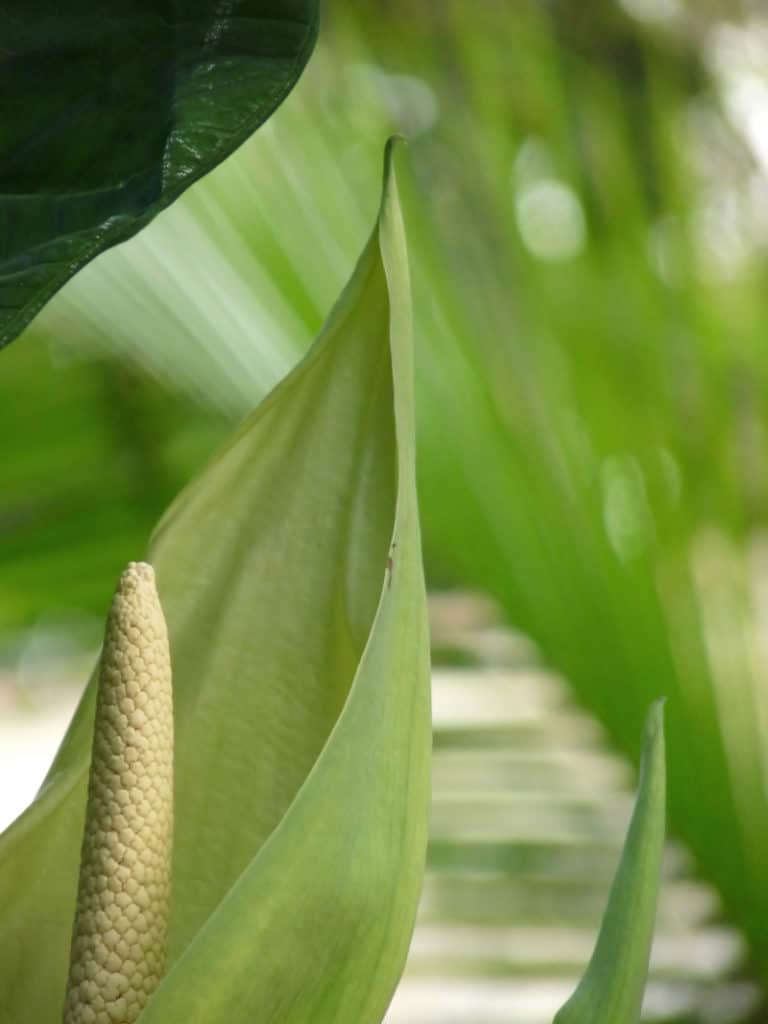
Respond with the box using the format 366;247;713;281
0;0;318;350
553;701;666;1024
0;140;430;1024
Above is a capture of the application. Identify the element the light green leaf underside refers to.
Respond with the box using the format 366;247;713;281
553;700;666;1024
0;141;430;1024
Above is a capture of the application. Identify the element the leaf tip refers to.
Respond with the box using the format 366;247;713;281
381;135;407;209
643;697;667;749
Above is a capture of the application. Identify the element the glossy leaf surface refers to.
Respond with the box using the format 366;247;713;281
0;141;430;1024
0;1;318;350
553;700;666;1024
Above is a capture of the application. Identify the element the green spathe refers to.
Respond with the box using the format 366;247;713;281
0;140;431;1024
553;700;667;1024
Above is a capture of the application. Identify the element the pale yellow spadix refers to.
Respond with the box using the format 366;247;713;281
63;562;174;1024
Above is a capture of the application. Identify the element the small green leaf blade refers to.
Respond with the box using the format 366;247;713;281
553;700;666;1024
0;141;430;1024
1;1;319;350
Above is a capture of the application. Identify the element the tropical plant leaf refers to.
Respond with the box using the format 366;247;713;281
553;700;666;1024
0;139;430;1024
0;0;319;351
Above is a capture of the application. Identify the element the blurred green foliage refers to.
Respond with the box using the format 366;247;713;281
4;0;768;1007
0;336;227;633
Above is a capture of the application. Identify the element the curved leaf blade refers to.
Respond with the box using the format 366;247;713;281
553;700;667;1024
0;141;430;1024
138;137;429;1023
0;1;319;350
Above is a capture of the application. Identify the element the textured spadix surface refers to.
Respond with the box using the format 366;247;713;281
63;562;173;1024
0;141;430;1024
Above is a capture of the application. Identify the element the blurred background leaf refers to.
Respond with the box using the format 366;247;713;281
0;0;318;348
4;0;768;1016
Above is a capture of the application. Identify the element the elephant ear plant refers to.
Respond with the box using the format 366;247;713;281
0;39;671;1009
1;140;670;1022
0;142;431;1023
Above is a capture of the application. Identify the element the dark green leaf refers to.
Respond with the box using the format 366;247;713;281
0;0;318;350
